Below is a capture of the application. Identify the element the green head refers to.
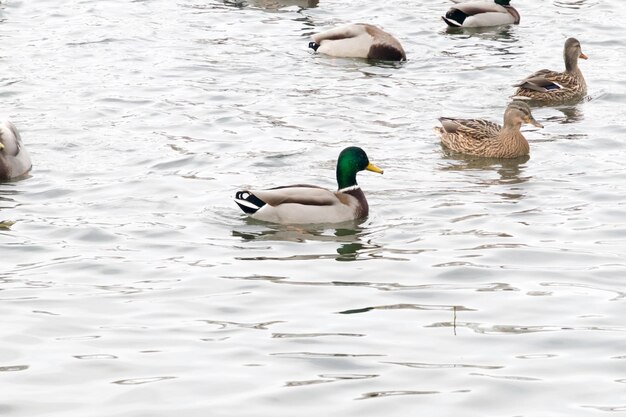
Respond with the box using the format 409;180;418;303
336;146;383;190
494;0;511;5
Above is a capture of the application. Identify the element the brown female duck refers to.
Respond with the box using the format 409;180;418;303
513;38;588;104
434;102;543;159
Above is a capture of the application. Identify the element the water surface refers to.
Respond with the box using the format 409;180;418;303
1;1;626;416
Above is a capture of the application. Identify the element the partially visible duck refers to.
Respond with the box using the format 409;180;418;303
309;24;406;61
0;121;31;180
234;147;383;224
513;38;588;104
442;0;520;28
434;101;543;159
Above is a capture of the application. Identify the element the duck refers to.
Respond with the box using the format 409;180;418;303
442;0;520;28
234;146;383;224
513;38;588;104
308;23;406;61
0;120;31;180
434;101;543;158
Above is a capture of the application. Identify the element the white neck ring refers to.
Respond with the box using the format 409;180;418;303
338;185;360;193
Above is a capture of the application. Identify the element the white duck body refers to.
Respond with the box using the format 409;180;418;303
443;1;520;28
234;147;383;225
310;23;406;61
236;185;368;224
0;121;31;180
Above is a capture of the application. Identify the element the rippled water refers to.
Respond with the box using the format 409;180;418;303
1;0;626;416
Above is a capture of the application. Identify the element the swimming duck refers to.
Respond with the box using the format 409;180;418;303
0;121;31;180
308;24;406;61
234;147;383;224
513;38;588;104
434;101;542;158
442;0;520;28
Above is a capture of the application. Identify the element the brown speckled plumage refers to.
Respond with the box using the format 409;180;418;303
514;38;587;104
434;102;542;159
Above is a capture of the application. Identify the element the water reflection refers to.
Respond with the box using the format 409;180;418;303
545;105;584;124
0;184;19;203
224;0;318;10
338;303;475;315
429;321;626;335
554;0;598;9
469;372;542;381
222;273;520;293
232;220;383;261
233;219;365;243
440;152;531;186
112;376;177;385
358;390;440;400
0;184;20;225
386;361;503;370
0;365;29;372
286;373;377;387
443;25;518;44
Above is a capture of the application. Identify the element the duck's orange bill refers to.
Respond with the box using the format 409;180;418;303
579;52;588;60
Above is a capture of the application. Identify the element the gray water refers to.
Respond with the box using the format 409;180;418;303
2;0;626;416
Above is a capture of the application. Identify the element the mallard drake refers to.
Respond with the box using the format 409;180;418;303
0;121;31;180
308;23;406;61
513;38;588;104
234;147;383;224
442;0;520;28
434;101;543;158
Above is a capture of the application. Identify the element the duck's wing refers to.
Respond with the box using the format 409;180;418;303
443;1;518;27
235;185;338;214
435;117;503;156
514;69;568;92
451;2;507;14
438;117;501;141
311;24;364;43
234;185;363;224
254;185;338;206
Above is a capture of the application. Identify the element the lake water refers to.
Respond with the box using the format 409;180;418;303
2;0;626;416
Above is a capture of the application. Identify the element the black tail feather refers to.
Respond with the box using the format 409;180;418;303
234;191;266;214
443;8;467;26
